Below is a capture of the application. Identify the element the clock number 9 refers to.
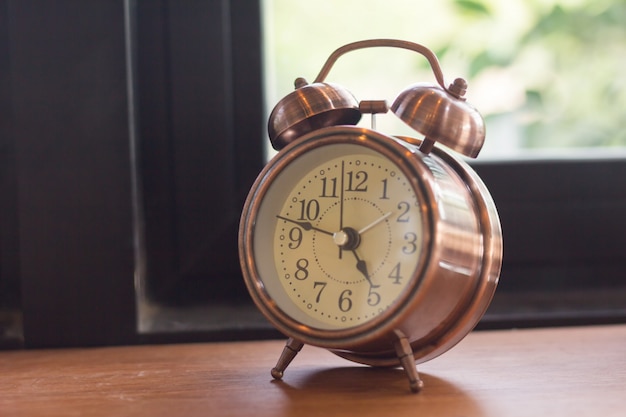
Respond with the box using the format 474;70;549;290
288;227;303;249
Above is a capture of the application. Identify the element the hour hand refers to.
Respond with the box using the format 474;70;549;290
351;250;379;289
276;215;334;236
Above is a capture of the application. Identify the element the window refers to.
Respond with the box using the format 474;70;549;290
1;0;624;349
262;0;626;327
263;0;626;155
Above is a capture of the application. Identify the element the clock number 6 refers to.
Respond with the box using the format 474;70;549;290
338;289;353;312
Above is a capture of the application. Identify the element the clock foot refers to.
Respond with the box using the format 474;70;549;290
271;338;304;380
393;330;424;393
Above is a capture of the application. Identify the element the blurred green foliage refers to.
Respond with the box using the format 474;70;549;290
264;0;626;154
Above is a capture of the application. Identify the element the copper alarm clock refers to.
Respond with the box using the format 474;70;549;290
239;39;502;393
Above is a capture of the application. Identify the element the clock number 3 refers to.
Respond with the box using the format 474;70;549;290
402;232;418;254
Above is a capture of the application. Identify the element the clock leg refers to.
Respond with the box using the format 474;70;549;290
393;330;424;393
271;338;304;380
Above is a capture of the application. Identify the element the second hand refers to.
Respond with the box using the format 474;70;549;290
339;160;345;259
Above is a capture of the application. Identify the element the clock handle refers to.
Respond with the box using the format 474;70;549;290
313;39;447;92
393;330;424;393
271;338;305;380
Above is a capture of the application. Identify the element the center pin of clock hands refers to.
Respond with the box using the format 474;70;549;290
333;212;392;289
331;226;376;289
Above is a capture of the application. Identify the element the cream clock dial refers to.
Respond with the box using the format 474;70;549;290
273;152;422;329
247;140;430;334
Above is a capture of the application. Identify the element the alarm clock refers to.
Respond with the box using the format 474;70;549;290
238;39;502;393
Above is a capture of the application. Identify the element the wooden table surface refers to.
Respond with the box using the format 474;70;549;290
1;325;625;417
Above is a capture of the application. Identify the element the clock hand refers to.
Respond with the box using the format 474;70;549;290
339;161;345;231
338;160;346;259
350;249;379;289
358;211;392;235
276;215;334;236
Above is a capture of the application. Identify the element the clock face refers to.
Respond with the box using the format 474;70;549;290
251;141;426;331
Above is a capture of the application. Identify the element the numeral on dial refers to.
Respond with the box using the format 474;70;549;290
320;177;338;198
346;170;368;192
288;227;303;249
338;289;353;312
313;281;327;303
367;287;381;306
388;262;403;285
297;199;320;221
402;232;417;254
294;258;309;281
380;178;389;199
396;201;410;222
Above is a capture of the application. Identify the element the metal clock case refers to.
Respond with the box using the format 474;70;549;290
238;39;502;393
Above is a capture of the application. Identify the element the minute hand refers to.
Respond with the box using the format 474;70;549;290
358;212;392;235
276;215;334;236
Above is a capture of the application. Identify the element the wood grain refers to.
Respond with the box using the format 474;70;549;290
1;325;625;417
